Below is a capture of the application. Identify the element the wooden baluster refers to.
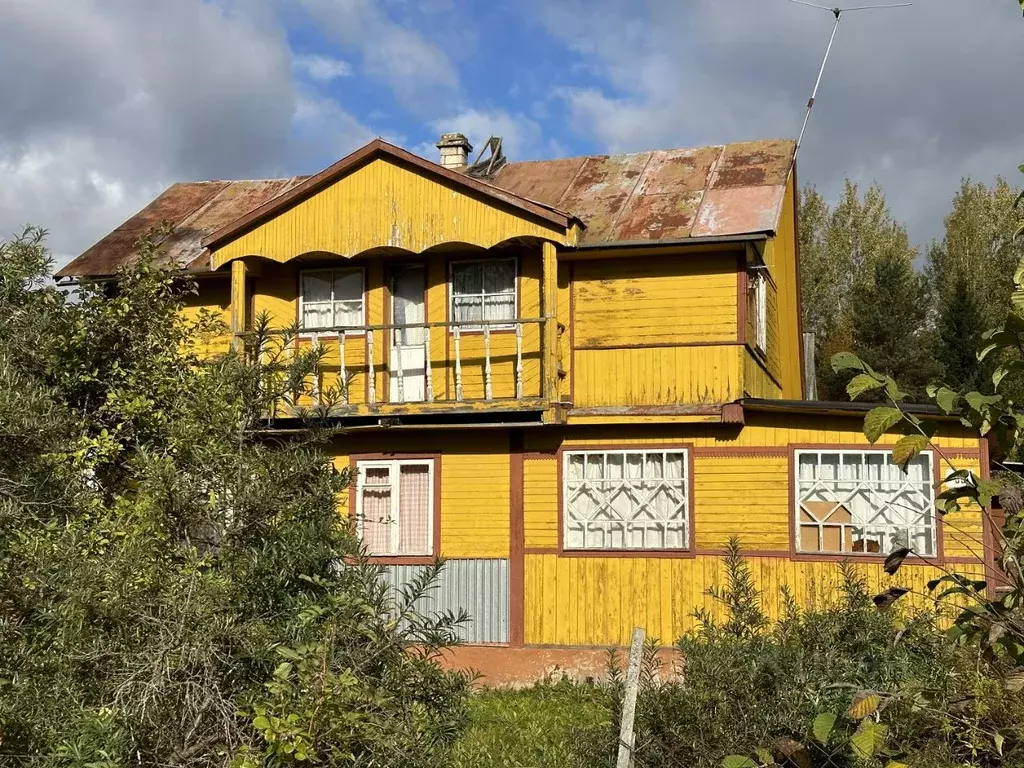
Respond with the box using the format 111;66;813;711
515;321;523;400
424;325;434;402
395;326;405;403
484;324;493;401
339;332;348;404
367;330;376;404
311;331;321;405
454;325;464;401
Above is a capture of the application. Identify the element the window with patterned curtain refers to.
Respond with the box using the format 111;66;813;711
795;450;935;556
563;450;689;550
355;460;433;556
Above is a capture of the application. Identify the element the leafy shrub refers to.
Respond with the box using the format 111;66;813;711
0;229;470;766
579;542;1024;768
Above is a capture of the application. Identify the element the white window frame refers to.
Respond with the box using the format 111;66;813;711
449;258;518;332
562;449;690;551
355;459;434;556
794;449;936;557
752;269;768;353
298;266;366;337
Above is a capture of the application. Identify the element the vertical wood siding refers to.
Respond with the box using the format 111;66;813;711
212;156;565;264
574;345;744;407
770;176;804;399
523;553;985;646
181;279;232;357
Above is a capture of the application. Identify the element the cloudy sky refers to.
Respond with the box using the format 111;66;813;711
2;0;1023;263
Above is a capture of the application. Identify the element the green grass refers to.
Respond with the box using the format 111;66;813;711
451;680;612;768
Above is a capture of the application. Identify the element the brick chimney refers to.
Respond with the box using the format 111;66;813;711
436;132;473;171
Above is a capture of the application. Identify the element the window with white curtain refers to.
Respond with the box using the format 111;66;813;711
563;450;689;550
450;259;516;329
355;460;433;556
299;268;364;333
795;450;935;556
749;269;767;353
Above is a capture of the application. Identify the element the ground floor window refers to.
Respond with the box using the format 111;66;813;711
355;459;433;555
795;449;935;556
563;449;689;550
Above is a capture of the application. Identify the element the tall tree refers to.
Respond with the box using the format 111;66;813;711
936;270;988;392
800;180;925;398
848;249;938;398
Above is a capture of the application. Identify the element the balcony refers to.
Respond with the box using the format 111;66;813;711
252;316;557;422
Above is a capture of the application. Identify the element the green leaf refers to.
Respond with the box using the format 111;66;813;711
722;756;757;768
965;391;1002;411
933;386;959;414
811;712;837;744
847;373;884;400
994;360;1024;390
847;691;882;720
995;732;1006;756
850;721;888;759
891;434;927;470
864;407;903;443
831;352;866;373
873;587;910;609
253;716;271;730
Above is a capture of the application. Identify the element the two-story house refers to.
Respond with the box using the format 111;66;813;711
59;134;993;684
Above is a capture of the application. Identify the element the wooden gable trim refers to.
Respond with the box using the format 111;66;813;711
203;139;577;252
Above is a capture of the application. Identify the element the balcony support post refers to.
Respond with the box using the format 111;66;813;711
230;259;248;353
541;241;559;405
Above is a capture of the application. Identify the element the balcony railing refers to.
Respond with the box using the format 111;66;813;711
270;317;549;410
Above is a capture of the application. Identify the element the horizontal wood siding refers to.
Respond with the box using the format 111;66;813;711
573;345;743;407
573;255;738;348
524;553;986;646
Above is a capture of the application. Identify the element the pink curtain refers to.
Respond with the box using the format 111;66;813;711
398;465;430;554
360;467;392;555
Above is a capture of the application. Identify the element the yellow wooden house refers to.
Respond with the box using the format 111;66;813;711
60;133;993;682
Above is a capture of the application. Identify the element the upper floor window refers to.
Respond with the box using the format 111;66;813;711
749;268;767;353
795;449;935;556
355;459;433;556
450;259;516;329
563;449;690;551
300;267;364;333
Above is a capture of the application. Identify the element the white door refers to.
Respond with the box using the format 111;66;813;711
390;265;426;402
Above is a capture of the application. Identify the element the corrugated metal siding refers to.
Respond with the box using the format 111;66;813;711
380;559;509;644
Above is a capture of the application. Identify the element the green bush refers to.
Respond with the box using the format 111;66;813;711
0;229;470;767
579;543;1024;768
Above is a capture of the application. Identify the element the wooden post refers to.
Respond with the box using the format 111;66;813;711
230;259;248;352
616;627;645;768
541;241;559;404
483;324;493;401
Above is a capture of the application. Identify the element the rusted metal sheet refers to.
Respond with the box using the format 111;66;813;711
488;139;795;247
57;177;308;278
380;559;509;644
59;137;796;278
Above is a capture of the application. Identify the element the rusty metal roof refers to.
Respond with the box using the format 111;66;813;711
490;139;795;247
59;137;795;277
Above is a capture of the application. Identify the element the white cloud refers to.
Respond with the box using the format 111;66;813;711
297;0;461;115
537;0;1024;243
0;0;374;265
427;109;546;162
294;54;353;82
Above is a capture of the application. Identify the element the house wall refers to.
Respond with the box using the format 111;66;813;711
327;415;988;652
569;252;745;407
